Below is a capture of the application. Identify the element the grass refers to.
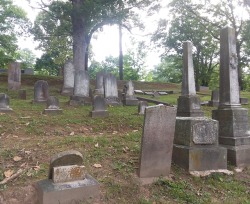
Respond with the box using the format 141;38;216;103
0;74;249;203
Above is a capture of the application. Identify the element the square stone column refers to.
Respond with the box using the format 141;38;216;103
212;27;250;167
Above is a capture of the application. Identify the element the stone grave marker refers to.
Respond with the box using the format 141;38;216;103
158;91;168;95
61;59;74;96
208;90;219;107
152;91;160;98
212;27;250;167
70;70;91;105
103;73;121;105
173;41;227;172
8;62;21;90
33;80;49;103
18;89;26;100
94;71;106;95
240;97;248;105
43;96;62;115
138;101;148;115
122;80;138;106
138;104;177;184
90;95;108;118
134;90;144;94
0;93;13;112
36;150;100;204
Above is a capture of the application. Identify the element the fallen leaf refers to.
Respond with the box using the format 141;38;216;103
94;143;99;148
4;169;14;178
12;135;18;138
20;116;31;119
69;132;74;136
133;130;138;132
93;164;102;168
25;151;31;155
20;163;27;167
33;166;40;171
25;122;30;126
13;156;22;162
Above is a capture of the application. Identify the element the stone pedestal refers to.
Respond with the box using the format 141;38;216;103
36;174;99;204
123;97;139;106
90;95;109;118
212;107;250;166
172;117;227;171
177;95;204;117
208;90;219;107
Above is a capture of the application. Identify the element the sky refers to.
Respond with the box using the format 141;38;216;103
12;0;167;70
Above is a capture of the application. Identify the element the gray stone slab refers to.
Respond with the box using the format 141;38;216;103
73;70;89;98
225;144;250;167
90;95;108;118
48;150;83;179
134;90;144;94
138;104;177;179
52;165;85;183
8;62;21;90
61;60;74;96
95;71;106;95
36;174;99;204
33;80;49;103
138;101;148;115
103;73;120;105
0;93;13;112
144;91;154;95
158;91;168;95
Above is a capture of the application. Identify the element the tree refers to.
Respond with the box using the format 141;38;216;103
0;0;29;67
16;48;36;69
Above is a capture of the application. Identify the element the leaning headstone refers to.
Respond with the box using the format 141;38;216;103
18;89;26;100
138;101;148;115
94;71;106;95
103;73;121;105
212;27;250;167
70;70;91;105
8;62;21;90
61;60;74;96
138;105;176;184
36;150;100;204
33;80;49;103
208;90;219;107
90;95;108;118
0;93;13;112
43;96;62;115
172;41;227;172
122;81;138;106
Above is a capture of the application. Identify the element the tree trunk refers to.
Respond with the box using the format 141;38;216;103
85;44;89;71
236;41;243;90
119;24;123;80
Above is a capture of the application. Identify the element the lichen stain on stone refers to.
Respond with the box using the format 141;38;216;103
70;167;84;179
190;152;201;169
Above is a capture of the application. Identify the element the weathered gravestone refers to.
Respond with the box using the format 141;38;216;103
138;101;148;115
33;80;49;103
172;41;227;171
138;104;176;184
0;93;13;112
240;97;248;105
18;89;26;100
103;73;121;105
94;71;106;95
208;90;219;107
212;27;250;167
61;60;74;96
152;91;160;98
8;62;21;90
122;80;138;106
43;96;62;115
90;95;108;118
70;70;91;105
36;150;100;204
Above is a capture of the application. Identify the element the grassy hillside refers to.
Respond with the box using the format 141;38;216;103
0;74;249;204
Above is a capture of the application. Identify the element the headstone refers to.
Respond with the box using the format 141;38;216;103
33;80;49;103
90;95;108;118
61;60;74;96
172;41;227;172
138;101;148;115
212;27;250;167
144;91;154;95
70;70;91;105
122;81;138;106
152;91;160;98
240;97;248;105
0;93;13;112
208;90;219;107
18;89;26;100
158;91;168;95
177;41;204;117
8;62;21;90
94;71;106;95
138;105;176;184
36;150;99;204
103;73;121;105
134;90;144;94
23;68;34;75
43;96;63;115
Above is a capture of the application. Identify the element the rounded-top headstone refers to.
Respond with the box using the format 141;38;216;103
0;93;10;108
48;150;83;179
47;96;60;109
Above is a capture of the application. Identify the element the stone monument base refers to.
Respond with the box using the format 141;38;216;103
208;101;219;107
177;95;204;117
0;108;13;113
61;87;74;96
36;174;99;204
123;98;139;106
43;109;63;115
105;97;121;106
90;110;109;118
172;145;227;171
69;95;92;106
